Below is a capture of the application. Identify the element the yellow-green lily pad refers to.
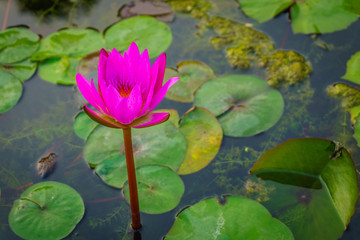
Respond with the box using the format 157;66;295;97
165;196;294;239
251;138;358;239
9;181;85;240
194;75;284;137
0;58;37;82
164;61;216;103
177;107;222;175
123;165;184;214
104;16;172;59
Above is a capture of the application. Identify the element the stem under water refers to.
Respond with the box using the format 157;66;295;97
122;127;142;230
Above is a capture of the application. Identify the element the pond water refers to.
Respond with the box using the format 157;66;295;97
1;0;360;239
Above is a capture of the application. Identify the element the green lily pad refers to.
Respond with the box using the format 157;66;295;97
73;111;99;139
342;51;360;84
31;28;105;61
164;61;216;103
38;56;80;85
84;121;186;188
0;71;23;114
291;0;359;34
0;58;37;82
165;196;294;239
9;181;85;240
152;109;180;127
237;0;293;23
238;0;359;34
0;27;40;64
104;16;172;59
123;165;184;214
177;107;222;175
194;75;284;137
251;138;358;239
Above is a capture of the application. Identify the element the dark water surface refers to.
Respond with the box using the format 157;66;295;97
1;0;360;239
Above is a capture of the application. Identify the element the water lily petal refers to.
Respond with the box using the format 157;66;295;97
76;73;106;113
107;84;143;124
146;77;179;114
153;53;166;94
101;84;123;119
98;49;109;91
132;112;170;128
83;105;128;128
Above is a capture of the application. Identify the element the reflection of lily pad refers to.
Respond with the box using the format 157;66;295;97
38;56;80;85
194;75;284;137
164;61;216;103
342;51;360;84
73;111;99;139
31;28;105;61
84;121;186;188
119;1;174;23
104;16;172;58
0;27;40;63
0;72;23;114
165;196;294;239
124;165;184;214
238;0;359;34
9;181;85;240
251;138;358;239
0;58;37;82
177;107;222;175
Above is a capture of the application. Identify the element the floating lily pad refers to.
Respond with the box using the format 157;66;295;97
164;61;216;103
165;196;294;239
342;51;360;84
238;0;359;34
237;0;293;23
0;72;23;114
177;107;222;175
31;28;105;61
291;0;359;34
194;75;284;137
38;56;80;85
73;111;99;139
353;114;360;146
84;121;186;188
251;138;358;239
152;108;180;127
119;1;174;23
124;165;184;214
0;58;37;82
77;50;101;82
104;16;172;59
0;27;40;64
9;181;85;240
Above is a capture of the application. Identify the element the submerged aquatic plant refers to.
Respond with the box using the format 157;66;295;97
76;42;178;229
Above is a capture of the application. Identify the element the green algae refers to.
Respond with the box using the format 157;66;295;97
266;50;312;87
327;83;360;109
161;0;312;87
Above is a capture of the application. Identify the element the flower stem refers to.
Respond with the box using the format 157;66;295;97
122;127;141;230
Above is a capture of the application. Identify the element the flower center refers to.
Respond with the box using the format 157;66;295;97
117;84;132;98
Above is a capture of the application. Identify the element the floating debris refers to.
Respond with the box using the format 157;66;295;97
36;153;57;178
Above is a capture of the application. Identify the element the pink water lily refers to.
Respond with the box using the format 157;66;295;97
76;42;178;128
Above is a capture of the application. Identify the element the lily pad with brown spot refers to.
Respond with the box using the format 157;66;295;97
164;61;216;103
194;75;284;137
